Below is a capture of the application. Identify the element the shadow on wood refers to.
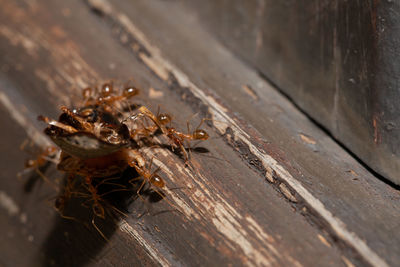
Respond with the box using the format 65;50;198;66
36;167;162;266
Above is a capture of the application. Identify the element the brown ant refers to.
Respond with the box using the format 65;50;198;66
125;153;183;217
128;156;165;195
128;106;172;140
23;146;58;170
137;106;209;162
38;104;131;225
27;81;208;238
54;172;129;241
82;82;139;114
53;173;79;220
18;144;60;191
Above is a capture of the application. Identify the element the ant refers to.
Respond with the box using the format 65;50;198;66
24;146;58;170
54;173;79;220
128;156;165;195
125;152;183;217
54;172;130;241
18;143;60;191
137;106;209;162
82;82;139;116
127;106;172;140
25;81;209;239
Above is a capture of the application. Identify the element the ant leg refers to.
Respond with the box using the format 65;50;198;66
57;208;78;221
56;204;78;221
194;118;209;131
128;176;143;185
85;176;105;219
35;168;59;191
185;140;193;165
19;139;29;151
108;205;128;218
148;156;154;170
128;176;151;217
136;179;147;196
138;106;168;134
135;179;151;218
99;187;131;197
156;106;161;119
180;143;189;164
92;217;109;242
48;195;76;221
187;120;191;136
173;137;189;164
95;176;127;189
186;112;199;127
54;174;78;220
127;165;147;200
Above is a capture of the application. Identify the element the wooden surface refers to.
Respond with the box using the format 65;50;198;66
182;0;400;185
0;0;399;266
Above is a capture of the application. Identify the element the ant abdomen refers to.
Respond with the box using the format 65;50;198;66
123;86;139;98
157;113;172;125
193;129;209;140
150;174;165;188
101;83;113;97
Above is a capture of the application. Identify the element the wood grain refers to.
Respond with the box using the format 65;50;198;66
0;0;398;266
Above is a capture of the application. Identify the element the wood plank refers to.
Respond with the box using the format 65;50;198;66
0;0;397;266
88;0;400;266
181;0;400;185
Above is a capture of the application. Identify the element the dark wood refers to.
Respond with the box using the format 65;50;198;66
183;0;400;185
0;0;398;266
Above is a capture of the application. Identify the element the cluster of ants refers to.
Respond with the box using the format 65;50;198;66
22;82;209;235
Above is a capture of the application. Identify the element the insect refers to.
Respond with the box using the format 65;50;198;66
54;173;78;220
137;106;209;162
24;146;59;170
17;143;60;192
33;81;208;224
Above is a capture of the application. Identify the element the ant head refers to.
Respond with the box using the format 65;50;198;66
82;87;93;99
150;174;165;188
93;203;105;219
158;113;172;125
101;83;113;97
193;129;209;140
123;86;139;98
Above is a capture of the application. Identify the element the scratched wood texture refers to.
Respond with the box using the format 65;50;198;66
0;0;398;267
182;0;400;185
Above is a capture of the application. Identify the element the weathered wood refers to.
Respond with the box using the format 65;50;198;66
182;0;400;185
0;0;398;266
104;1;399;266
